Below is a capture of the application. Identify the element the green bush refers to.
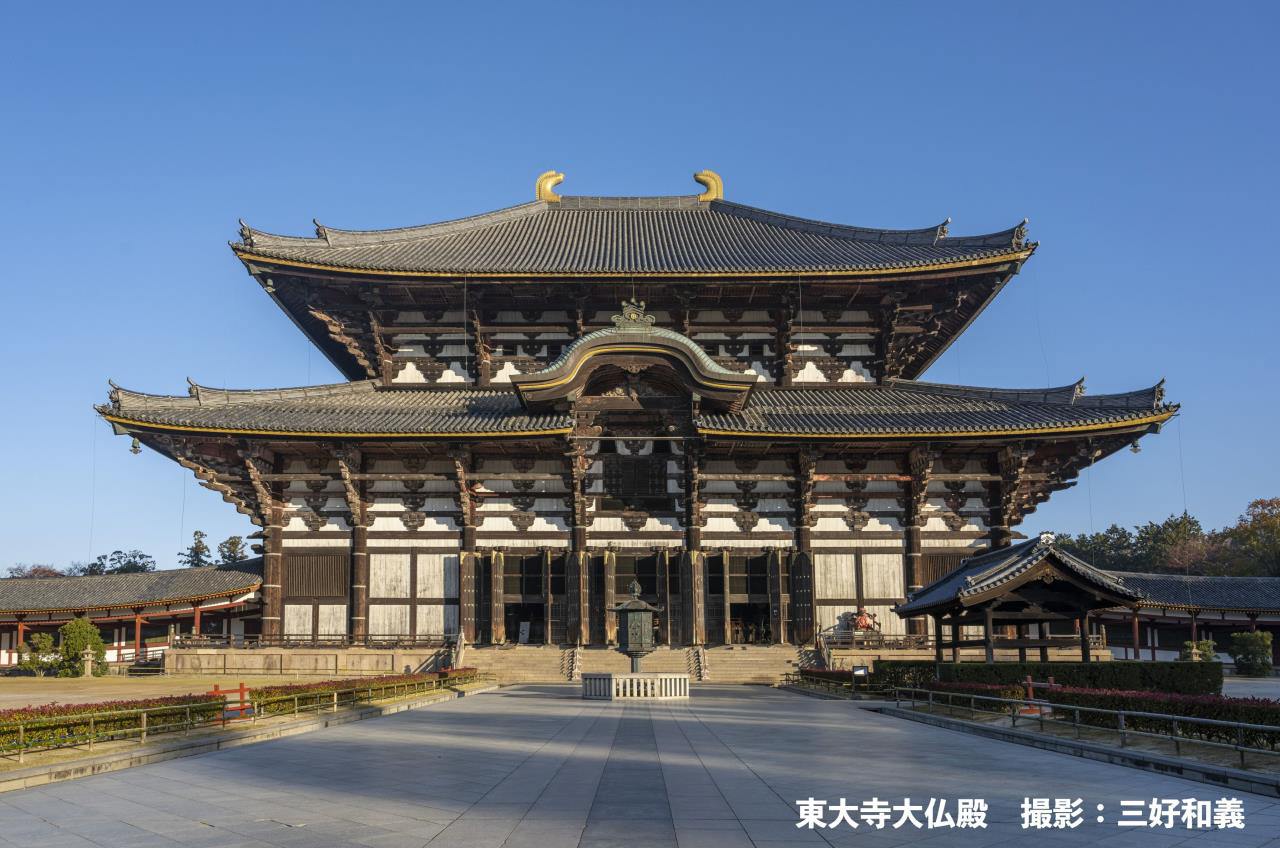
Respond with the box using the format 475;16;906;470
1179;639;1218;662
935;661;1222;695
16;633;58;677
870;660;937;689
1228;632;1274;677
57;618;107;677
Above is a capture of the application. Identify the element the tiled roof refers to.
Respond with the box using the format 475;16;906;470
1114;572;1280;613
897;536;1140;615
696;380;1173;437
99;378;1173;439
100;381;573;436
0;561;262;614
234;196;1034;277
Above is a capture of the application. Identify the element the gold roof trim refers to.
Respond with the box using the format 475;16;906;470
535;170;565;202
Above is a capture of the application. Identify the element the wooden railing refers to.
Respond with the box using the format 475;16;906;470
0;670;490;764
892;687;1280;768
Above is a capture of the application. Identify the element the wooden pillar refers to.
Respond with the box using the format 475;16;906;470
1131;608;1141;661
1038;622;1049;662
722;550;732;646
1249;613;1259;632
15;618;25;650
261;517;284;641
767;548;787;645
542;549;553;645
950;620;960;663
687;551;706;646
982;606;994;664
1150;622;1157;661
490;550;506;644
459;551;477;644
350;524;369;643
1079;612;1091;663
1189;612;1199;644
933;615;944;665
659;549;672;646
192;602;202;637
603;548;617;645
574;551;590;645
133;612;143;657
1016;623;1027;662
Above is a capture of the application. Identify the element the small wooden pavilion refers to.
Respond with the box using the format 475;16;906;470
895;533;1143;663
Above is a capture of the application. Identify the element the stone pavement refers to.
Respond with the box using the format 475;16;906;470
0;684;1278;848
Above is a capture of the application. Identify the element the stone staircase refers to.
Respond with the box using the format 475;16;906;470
700;645;806;684
465;645;572;684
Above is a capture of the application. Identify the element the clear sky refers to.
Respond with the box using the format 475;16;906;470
2;3;1276;570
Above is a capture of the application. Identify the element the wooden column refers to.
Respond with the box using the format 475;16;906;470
542;549;553;645
722;551;732;646
767;548;787;645
1016;623;1027;662
1079;612;1091;663
1150;623;1157;661
603;548;617;645
659;549;672;646
684;551;706;646
261;515;284;641
950;620;960;663
192;602;202;637
490;550;506;643
1131;608;1141;661
1038;622;1049;662
982;606;995;664
1249;613;1259;632
933;615;944;665
1189;611;1199;644
133;611;144;657
459;551;477;644
574;551;590;645
903;448;933;637
350;524;369;643
16;619;25;650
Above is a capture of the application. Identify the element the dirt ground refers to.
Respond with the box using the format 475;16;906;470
0;674;339;709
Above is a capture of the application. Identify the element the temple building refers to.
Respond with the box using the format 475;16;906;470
96;170;1177;653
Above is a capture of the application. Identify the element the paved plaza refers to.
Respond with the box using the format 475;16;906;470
0;685;1278;848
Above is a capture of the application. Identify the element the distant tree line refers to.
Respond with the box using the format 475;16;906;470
1049;498;1280;577
6;531;254;578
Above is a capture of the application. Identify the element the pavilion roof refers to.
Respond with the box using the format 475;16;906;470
0;561;262;615
896;535;1142;616
97;377;1174;441
234;194;1034;278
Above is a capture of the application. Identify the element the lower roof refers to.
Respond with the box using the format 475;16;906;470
1114;572;1280;613
0;561;263;615
98;378;1174;441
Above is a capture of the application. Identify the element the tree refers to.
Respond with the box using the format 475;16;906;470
17;633;58;676
1227;499;1280;577
68;550;156;576
1227;631;1274;677
57;617;107;677
6;563;65;579
177;530;212;568
1051;524;1140;571
217;535;249;565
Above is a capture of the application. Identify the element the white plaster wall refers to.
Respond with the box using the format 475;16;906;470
317;605;347;637
862;553;905;598
370;605;410;636
814;553;856;600
370;554;411;598
284;604;311;637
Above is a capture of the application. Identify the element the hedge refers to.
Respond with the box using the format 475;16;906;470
936;661;1222;696
869;661;937;689
923;681;1280;748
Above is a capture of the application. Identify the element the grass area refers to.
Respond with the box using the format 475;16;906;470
0;674;339;709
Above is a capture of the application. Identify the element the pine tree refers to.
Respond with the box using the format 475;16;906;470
178;530;213;568
217;535;249;565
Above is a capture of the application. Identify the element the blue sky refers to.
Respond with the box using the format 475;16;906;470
2;3;1276;569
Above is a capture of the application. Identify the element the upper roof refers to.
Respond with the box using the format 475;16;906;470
1115;572;1280;613
234;193;1035;278
896;535;1141;616
98;376;1174;441
0;561;262;614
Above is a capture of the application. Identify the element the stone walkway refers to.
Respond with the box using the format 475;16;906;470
1;685;1278;847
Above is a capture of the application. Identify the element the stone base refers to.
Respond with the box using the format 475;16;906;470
582;672;690;700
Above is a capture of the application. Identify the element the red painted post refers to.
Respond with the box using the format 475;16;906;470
1131;608;1140;661
133;614;143;658
192;602;202;637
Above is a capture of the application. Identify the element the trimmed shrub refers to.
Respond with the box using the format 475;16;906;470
1179;639;1218;662
1228;632;1274;678
927;680;1026;701
870;660;936;689
936;661;1222;695
16;633;58;677
58;617;107;677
